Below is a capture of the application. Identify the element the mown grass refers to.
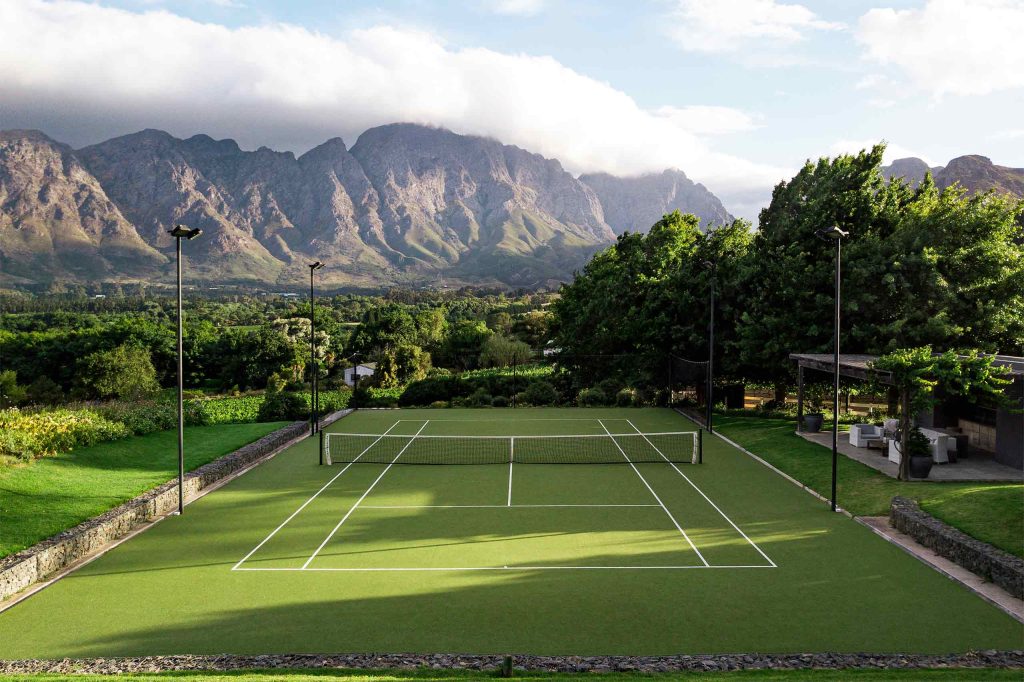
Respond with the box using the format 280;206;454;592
1;667;1021;681
714;414;1024;557
0;422;288;558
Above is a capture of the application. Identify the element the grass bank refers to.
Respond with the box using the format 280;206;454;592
0;422;288;558
714;414;1024;557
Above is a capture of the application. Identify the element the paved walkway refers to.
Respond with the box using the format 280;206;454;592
859;517;1023;623
797;431;1023;481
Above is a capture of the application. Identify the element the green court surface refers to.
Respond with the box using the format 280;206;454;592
0;408;1020;658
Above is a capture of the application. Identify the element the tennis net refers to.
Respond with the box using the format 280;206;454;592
322;430;701;465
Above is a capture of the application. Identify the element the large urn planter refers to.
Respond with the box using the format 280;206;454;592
803;413;824;433
909;454;934;479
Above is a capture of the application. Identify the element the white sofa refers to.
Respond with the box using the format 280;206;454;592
849;424;884;448
888;429;957;464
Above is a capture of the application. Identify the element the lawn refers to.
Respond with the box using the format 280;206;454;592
713;414;1024;557
0;407;1019;659
0;422;289;558
1;668;1022;681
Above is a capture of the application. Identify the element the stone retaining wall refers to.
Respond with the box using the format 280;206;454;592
0;412;350;603
890;496;1024;599
1;651;1021;674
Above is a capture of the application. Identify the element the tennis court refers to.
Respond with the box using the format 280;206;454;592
235;416;773;572
0;408;1019;658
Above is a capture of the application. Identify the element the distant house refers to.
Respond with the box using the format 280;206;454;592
343;362;377;386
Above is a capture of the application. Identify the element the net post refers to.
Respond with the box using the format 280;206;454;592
698;428;703;464
319;429;325;465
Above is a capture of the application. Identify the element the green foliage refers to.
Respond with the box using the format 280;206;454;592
521;380;559;406
616;387;638;407
376;344;432;387
491;395;510;408
576;387;608;407
349;303;418;356
437;320;492;370
25;376;63;405
906;427;932;458
257;391;309;422
0;408;131;460
0;371;26;408
478;334;532;368
464;388;493;407
77;344;159;400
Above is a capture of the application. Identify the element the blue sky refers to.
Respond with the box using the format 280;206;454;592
1;0;1021;219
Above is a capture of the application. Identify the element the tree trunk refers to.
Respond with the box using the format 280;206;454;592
898;388;911;481
773;383;787;406
887;386;899;417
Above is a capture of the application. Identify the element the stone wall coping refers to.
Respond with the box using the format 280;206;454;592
0;651;1021;674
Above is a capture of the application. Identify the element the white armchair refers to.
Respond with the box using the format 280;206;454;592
931;435;951;464
850;424;884;448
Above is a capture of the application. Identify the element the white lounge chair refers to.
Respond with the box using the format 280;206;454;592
850;424;884;448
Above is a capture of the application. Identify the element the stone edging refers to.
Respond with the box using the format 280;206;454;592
1;651;1022;674
0;411;351;604
890;496;1024;599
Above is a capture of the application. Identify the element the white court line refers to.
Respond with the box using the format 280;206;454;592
507;437;514;506
626;419;777;568
396;418;609;422
364;499;659;503
598;419;709;567
231;420;402;571
235;565;772;572
301;420;430;570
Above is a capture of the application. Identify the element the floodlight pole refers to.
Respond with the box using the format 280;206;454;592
308;262;324;435
815;226;848;513
703;259;716;433
169;224;202;515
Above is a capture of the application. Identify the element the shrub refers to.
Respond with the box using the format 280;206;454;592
522;380;559;406
398;376;471;407
0;371;27;407
491;395;509;408
576;387;607;407
77;344;160;400
258;391;309;421
430;400;448;409
0;407;131;460
464;389;493;407
596;378;622;400
616;387;638;407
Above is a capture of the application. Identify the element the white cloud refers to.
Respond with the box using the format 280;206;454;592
990;129;1024;140
484;0;545;17
653;105;762;136
857;0;1024;97
0;0;788;218
666;0;843;54
828;139;935;167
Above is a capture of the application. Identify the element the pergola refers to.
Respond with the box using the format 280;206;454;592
789;352;1024;469
789;354;895;433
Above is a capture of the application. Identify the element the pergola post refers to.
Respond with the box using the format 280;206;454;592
796;364;805;432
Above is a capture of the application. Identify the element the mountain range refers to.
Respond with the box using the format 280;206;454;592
0;124;732;290
881;155;1024;196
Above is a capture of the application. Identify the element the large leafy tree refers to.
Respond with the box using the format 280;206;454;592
551;211;752;387
348;304;418;356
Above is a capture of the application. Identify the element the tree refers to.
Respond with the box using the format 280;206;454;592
871;347;1011;480
0;371;26;407
479;334;532;368
512;311;550;349
376;344;433;387
414;308;449;352
349;304;417;356
77;344;160;400
437;320;492;370
486;311;513;335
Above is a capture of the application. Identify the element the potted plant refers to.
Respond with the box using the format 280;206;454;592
802;383;827;432
906;427;934;479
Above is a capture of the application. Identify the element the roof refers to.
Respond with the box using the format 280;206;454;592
346;362;377;370
790;353;1024;382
